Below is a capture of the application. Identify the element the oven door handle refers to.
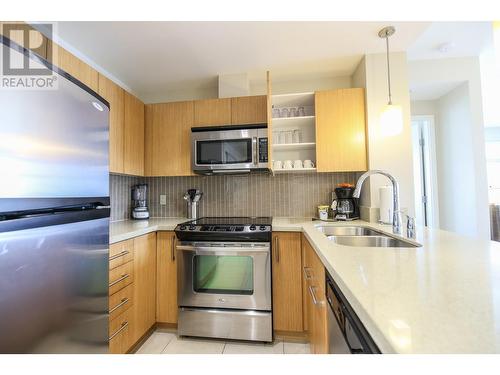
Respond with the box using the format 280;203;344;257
176;244;270;255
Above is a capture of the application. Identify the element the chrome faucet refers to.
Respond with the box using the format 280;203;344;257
352;170;403;235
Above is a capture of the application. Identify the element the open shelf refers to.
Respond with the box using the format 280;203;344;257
273;167;317;173
272;92;315;108
271;116;315;128
273;142;316;151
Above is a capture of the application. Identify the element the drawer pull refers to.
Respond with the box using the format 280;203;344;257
303;267;313;280
109;297;130;314
109;274;129;287
109;321;129;341
109;250;129;261
308;285;324;306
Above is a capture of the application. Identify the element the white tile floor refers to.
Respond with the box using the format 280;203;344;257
135;329;310;354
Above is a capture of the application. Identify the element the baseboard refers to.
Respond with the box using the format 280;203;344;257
274;330;308;343
127;324;156;354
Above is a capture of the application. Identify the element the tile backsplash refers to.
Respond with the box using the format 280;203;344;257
111;172;358;221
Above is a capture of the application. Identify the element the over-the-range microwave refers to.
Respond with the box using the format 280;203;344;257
191;124;269;175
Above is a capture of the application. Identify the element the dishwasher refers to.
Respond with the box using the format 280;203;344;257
326;273;380;354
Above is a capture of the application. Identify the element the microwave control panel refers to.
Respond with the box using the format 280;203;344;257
259;138;268;163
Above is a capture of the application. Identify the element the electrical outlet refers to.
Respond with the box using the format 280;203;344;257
159;194;167;205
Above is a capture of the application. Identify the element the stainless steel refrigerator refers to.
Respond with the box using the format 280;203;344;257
0;37;110;353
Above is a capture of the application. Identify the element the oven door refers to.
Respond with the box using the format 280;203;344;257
177;242;271;311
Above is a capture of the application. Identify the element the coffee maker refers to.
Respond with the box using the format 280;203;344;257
332;186;359;221
131;184;150;220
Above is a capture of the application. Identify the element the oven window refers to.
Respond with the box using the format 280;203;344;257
193;255;254;295
196;139;252;164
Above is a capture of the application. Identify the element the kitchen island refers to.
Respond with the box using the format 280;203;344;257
110;217;500;353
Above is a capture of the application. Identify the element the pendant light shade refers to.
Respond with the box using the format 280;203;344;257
378;26;403;137
380;103;403;137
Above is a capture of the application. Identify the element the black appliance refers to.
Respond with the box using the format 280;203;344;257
332;187;359;221
326;272;380;354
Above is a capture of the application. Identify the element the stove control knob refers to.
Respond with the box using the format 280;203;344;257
179;225;186;230
189;225;196;231
249;225;256;231
259;225;266;231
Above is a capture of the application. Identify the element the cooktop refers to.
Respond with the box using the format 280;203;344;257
174;217;272;242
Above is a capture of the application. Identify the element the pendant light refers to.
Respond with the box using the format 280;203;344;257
378;26;403;137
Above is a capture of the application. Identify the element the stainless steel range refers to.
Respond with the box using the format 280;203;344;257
175;217;272;342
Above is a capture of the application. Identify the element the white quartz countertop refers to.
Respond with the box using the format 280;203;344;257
110;216;500;353
110;218;187;244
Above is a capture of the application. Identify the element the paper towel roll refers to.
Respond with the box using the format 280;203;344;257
379;185;393;224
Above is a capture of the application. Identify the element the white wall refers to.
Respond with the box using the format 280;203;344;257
353;52;415;220
409;57;490;239
410;100;437;117
435;83;478;236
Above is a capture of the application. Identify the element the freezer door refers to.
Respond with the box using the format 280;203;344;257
0;40;109;199
0;216;109;353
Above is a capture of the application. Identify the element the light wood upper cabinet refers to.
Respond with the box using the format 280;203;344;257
231;95;267;125
98;74;125;174
315;88;367;172
194;98;231;127
49;42;99;92
124;91;145;176
145;101;194;177
156;232;178;324
272;232;303;333
131;233;156;343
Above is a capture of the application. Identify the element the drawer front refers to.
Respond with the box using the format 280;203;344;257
109;239;134;270
109;283;134;321
109;308;132;354
109;261;134;295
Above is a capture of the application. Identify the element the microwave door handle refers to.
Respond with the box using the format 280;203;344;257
253;137;258;166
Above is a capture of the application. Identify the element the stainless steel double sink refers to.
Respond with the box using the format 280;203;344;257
317;225;421;248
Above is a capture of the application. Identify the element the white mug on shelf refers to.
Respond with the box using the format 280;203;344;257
283;160;293;169
273;160;283;170
304;160;315;168
293;160;303;169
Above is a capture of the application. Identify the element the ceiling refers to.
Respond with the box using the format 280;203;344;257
409;81;465;101
407;21;493;61
54;21;429;103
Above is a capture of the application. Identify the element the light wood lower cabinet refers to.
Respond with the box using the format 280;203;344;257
272;232;303;333
302;234;328;354
109;308;133;354
131;233;157;343
156;231;178;324
109;233;156;354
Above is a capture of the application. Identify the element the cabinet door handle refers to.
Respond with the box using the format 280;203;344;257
108;321;129;341
109;250;129;261
303;266;313;280
109;297;130;314
109;274;129;287
171;234;176;262
274;236;280;263
308;285;324;306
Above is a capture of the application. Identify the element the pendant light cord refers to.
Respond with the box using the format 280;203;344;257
385;35;392;105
